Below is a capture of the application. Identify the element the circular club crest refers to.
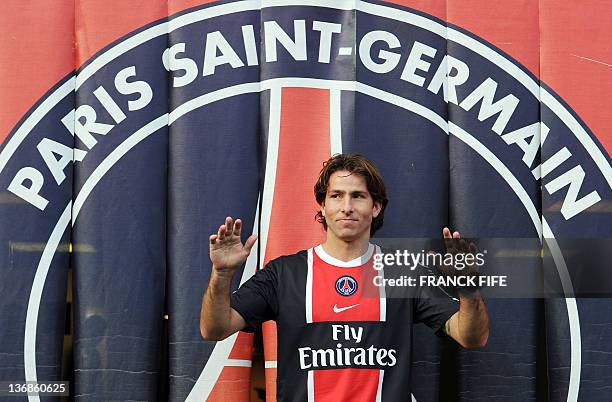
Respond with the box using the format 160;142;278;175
335;276;358;296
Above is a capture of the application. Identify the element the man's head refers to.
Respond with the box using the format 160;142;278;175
314;154;388;240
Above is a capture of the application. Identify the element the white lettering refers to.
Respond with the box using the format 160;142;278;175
36;138;86;185
459;77;519;135
312;349;335;367
502;122;549;168
532;147;572;180
350;326;363;344
93;86;126;123
242;25;259;66
264;20;307;62
387;349;397;366
332;324;343;341
312;21;342;63
62;107;113;150
373;253;384;270
298;347;312;369
545;165;601;220
114;66;153;111
203;31;245;76
162;43;199;87
8;167;49;210
359;30;401;74
401;40;437;86
427;55;470;103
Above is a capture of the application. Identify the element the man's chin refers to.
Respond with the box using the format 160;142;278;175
335;229;364;242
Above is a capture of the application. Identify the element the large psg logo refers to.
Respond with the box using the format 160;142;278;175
0;1;610;401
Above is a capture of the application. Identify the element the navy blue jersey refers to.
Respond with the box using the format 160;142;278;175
231;244;458;401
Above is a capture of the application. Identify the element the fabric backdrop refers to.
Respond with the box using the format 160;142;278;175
0;1;610;401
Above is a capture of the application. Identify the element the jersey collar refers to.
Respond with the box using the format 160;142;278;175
314;243;375;268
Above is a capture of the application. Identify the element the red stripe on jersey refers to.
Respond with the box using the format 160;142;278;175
311;246;381;322
313;369;381;402
307;245;384;402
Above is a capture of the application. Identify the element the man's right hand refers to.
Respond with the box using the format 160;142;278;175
201;216;253;340
209;216;258;275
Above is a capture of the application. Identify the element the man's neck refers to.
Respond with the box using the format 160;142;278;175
321;235;370;262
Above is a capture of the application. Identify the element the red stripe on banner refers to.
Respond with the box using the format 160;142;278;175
208;366;252;401
387;0;447;21
314;369;380;402
227;332;254;360
169;0;218;15
445;0;540;77
262;87;332;401
75;0;168;66
387;0;611;154
208;333;253;402
386;1;540;77
0;1;74;144
264;87;330;263
539;0;612;154
0;0;220;143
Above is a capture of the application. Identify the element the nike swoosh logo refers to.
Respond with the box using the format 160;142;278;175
333;303;360;313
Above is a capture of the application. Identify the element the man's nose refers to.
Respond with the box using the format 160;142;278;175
341;198;354;213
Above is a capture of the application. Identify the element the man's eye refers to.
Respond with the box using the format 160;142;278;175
331;194;339;198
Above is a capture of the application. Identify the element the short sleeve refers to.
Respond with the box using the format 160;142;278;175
414;280;459;337
230;261;279;332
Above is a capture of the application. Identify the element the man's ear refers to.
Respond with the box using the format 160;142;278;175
321;204;326;216
372;201;381;218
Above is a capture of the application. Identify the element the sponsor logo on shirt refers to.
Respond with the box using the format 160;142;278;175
333;303;360;313
298;325;397;369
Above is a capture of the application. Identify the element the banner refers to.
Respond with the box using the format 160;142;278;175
0;1;610;401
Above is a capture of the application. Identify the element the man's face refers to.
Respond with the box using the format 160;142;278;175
321;170;381;243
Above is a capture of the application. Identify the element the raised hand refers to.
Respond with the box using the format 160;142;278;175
209;216;257;275
438;227;482;293
441;227;479;270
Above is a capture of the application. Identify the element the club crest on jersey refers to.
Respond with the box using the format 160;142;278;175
335;276;358;296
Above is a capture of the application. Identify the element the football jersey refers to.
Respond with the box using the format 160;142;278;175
230;244;459;401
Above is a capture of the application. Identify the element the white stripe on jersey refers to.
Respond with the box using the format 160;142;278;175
307;370;315;402
375;245;386;322
376;369;385;402
306;248;314;323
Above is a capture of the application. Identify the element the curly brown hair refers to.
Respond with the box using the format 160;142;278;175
314;154;388;236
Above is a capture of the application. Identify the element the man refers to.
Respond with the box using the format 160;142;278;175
200;154;489;401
